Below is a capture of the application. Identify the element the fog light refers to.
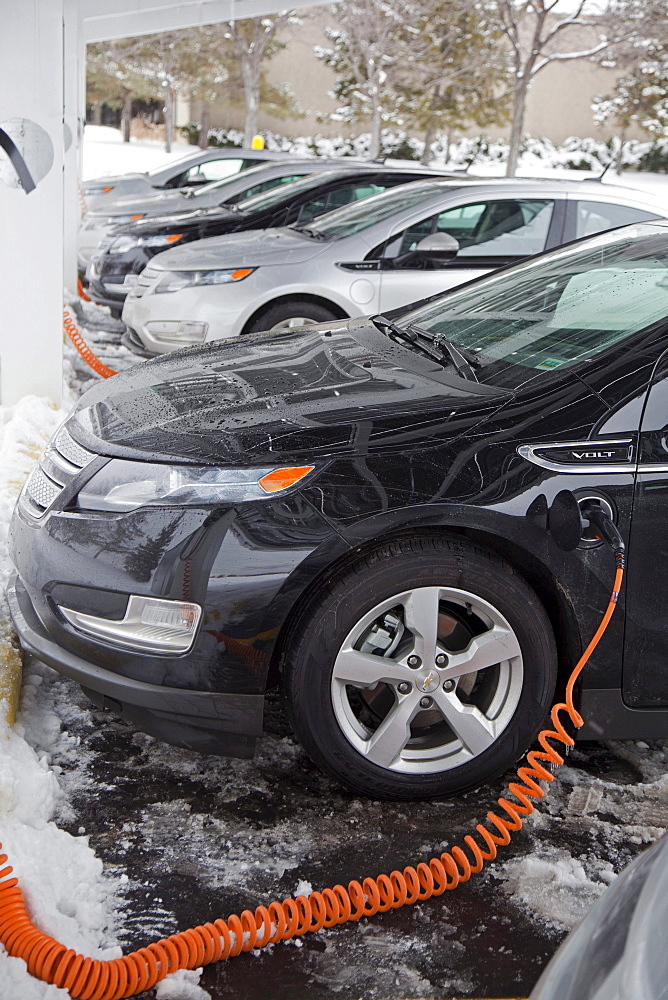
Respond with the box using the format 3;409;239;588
178;321;208;341
145;321;208;343
58;595;202;654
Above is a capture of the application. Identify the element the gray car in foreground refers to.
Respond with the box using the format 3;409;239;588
530;834;668;1000
122;177;666;355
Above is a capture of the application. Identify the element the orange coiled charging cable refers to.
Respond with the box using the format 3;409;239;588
63;306;118;379
0;556;624;999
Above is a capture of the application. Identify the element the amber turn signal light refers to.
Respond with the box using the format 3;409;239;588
258;466;315;493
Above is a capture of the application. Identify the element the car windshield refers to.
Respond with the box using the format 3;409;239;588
397;224;668;385
233;171;344;214
146;152;205;179
191;163;272;198
306;181;446;239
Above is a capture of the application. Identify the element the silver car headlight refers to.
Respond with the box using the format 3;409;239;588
107;213;145;225
84;183;115;196
154;268;255;294
77;460;315;512
109;234;185;254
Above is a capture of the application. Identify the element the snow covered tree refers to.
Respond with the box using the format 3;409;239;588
594;2;668;170
87;40;158;140
316;0;412;159
224;14;302;147
394;0;510;164
490;0;634;176
88;32;210;150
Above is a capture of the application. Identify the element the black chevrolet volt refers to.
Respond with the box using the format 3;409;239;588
9;222;668;800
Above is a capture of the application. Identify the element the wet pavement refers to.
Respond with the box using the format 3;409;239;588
40;660;664;1000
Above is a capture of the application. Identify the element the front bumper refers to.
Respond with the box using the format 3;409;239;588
8;574;263;757
121;324;158;357
122;279;251;354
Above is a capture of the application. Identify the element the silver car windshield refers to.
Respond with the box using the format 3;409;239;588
306;182;445;239
192;163;271;198
146;152;205;179
398;225;668;374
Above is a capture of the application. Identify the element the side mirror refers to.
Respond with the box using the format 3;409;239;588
414;232;460;260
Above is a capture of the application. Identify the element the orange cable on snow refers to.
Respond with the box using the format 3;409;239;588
0;559;625;999
63;306;117;379
77;277;91;302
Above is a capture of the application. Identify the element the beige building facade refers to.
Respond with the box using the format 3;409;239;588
191;7;643;145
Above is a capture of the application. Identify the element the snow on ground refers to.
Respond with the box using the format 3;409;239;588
82;126;198;182
0;397;120;999
0;395;208;997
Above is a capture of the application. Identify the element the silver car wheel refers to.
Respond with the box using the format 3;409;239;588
269;316;321;331
330;586;524;775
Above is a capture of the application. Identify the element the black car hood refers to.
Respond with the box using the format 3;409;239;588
71;320;508;466
117;205;238;238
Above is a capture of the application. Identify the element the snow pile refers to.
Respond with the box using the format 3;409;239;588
497;847;607;930
155;968;210;999
0;396;65;594
82;127;197;183
0;394;212;998
0;395;124;997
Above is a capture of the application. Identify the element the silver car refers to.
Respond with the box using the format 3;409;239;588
530;834;668;1000
82;147;295;210
79;158;343;273
122;178;667;356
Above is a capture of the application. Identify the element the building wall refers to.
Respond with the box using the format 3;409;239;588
196;7;642;144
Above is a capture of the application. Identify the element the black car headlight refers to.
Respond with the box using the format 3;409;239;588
107;235;141;254
108;234;185;254
77;460;315;512
154;268;255;293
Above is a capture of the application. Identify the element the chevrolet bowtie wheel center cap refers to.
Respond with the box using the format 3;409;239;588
418;670;440;694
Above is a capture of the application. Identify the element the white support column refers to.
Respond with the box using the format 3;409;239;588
63;0;83;296
0;0;65;406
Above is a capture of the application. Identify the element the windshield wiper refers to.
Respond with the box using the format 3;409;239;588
410;324;481;382
371;316;480;382
287;224;330;241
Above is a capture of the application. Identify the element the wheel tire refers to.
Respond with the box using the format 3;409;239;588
284;535;557;801
246;300;340;334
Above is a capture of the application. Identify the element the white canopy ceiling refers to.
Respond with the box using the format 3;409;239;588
81;0;329;41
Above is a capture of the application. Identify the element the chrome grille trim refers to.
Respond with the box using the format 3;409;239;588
25;467;62;510
53;426;95;468
19;425;97;519
132;266;161;299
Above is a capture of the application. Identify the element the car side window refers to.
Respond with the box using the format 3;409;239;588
183;159;245;184
382;199;555;262
229;174;305;202
299;182;386;223
575;200;661;239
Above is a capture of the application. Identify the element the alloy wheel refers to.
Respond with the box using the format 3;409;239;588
330;586;524;774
